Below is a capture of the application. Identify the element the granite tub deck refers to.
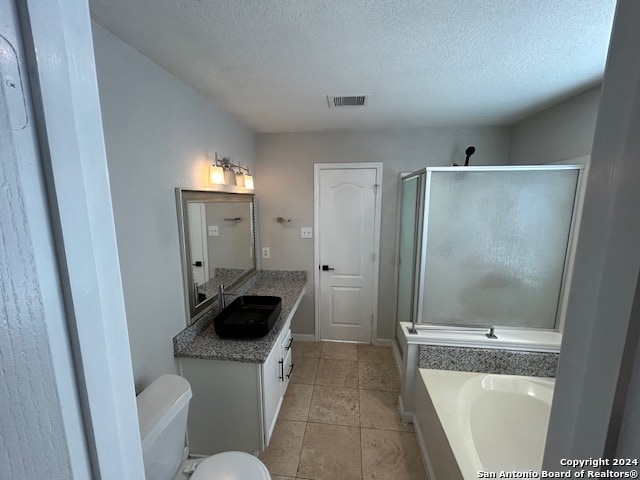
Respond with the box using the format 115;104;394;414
173;270;306;363
397;322;561;422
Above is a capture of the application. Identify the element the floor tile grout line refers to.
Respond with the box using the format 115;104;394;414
312;358;317;386
359;382;365;480
296;417;310;479
295;421;306;478
298;382;311;479
360;421;365;480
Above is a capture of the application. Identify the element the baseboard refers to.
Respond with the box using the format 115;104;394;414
292;334;396;346
413;412;437;480
292;334;394;345
292;333;316;342
398;394;413;423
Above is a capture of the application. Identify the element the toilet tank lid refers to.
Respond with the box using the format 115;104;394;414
136;374;192;450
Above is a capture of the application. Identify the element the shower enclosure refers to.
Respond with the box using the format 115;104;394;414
395;166;582;346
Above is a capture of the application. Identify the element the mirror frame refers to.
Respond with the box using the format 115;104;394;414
176;188;257;324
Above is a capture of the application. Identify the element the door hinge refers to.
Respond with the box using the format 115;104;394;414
371;314;374;325
373;184;380;195
370;252;376;262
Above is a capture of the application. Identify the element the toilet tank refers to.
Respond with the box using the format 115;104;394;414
136;374;193;480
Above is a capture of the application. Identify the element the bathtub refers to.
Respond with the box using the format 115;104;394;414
413;369;555;480
395;321;560;421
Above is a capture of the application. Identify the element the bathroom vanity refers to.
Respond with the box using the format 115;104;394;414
174;271;306;455
173;188;306;455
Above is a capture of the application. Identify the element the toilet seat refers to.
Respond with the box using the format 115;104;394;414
190;451;271;480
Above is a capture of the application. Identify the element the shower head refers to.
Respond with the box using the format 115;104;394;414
464;146;476;166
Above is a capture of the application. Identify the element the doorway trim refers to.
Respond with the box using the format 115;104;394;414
15;0;145;477
313;162;383;342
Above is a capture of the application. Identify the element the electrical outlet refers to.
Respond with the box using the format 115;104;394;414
262;247;271;259
301;227;313;238
208;225;219;236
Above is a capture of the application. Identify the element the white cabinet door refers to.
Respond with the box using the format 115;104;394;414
261;335;284;447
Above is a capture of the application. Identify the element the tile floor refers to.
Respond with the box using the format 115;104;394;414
258;341;427;480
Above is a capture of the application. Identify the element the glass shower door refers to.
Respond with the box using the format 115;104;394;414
420;166;580;330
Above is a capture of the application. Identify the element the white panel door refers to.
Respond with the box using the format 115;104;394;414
187;202;208;286
317;165;381;342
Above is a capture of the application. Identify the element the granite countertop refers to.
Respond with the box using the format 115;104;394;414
173;270;307;364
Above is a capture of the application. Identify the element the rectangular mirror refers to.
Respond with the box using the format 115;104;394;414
176;188;257;324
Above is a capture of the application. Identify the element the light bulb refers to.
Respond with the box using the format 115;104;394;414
209;165;225;184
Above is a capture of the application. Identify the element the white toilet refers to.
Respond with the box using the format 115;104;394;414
136;374;271;480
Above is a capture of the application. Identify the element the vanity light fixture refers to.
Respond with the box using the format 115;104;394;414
208;153;254;190
223;168;237;186
244;173;254;190
235;171;246;187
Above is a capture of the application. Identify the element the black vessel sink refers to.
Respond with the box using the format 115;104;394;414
214;296;282;338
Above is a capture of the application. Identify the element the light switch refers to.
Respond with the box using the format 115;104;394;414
208;225;219;236
301;227;313;238
262;247;271;259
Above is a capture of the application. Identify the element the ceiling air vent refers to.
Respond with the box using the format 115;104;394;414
327;95;369;108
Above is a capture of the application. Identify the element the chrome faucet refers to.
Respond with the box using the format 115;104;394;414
217;284;239;309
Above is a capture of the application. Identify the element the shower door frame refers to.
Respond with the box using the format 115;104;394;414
415;164;585;333
394;170;427;343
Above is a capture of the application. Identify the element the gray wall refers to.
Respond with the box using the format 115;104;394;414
92;23;256;391
509;86;601;165
255;127;510;340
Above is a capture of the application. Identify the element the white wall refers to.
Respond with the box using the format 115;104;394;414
509;85;601;165
255;127;510;339
92;23;256;391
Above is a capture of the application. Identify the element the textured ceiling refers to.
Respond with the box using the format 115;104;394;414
89;0;617;133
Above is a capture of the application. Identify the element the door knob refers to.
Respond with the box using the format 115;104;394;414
321;265;335;271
